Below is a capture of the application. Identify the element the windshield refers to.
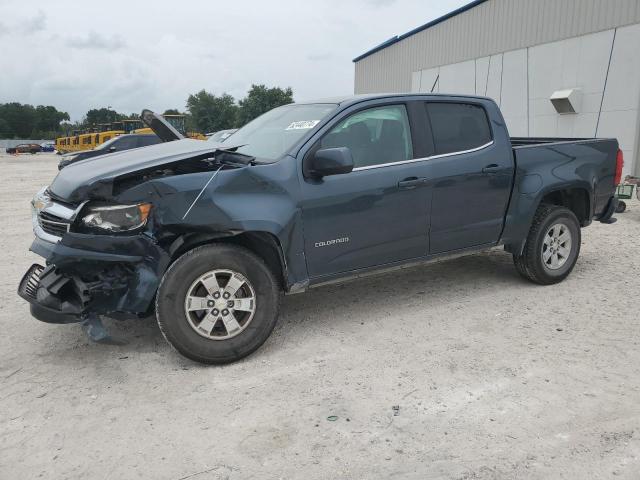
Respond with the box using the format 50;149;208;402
207;129;237;143
230;103;337;161
94;136;120;151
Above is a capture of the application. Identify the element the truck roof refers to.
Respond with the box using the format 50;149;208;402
297;93;494;107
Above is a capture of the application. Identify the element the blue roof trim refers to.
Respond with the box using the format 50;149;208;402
352;0;489;63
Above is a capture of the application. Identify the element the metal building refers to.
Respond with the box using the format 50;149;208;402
353;0;640;176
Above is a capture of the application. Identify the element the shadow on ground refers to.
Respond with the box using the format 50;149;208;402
45;250;524;363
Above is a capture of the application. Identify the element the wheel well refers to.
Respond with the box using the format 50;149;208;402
170;231;287;290
540;188;591;225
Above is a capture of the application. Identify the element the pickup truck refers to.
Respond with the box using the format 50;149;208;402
18;94;623;364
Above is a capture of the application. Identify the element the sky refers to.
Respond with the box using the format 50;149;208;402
0;0;469;121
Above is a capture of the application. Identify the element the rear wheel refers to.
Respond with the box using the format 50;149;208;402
156;244;280;364
615;200;626;213
513;204;581;285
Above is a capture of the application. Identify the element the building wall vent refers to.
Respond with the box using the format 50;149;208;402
550;88;582;114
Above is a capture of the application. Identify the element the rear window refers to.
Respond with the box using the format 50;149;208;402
425;103;492;155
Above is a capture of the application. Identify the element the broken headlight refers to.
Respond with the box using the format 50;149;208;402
81;203;152;232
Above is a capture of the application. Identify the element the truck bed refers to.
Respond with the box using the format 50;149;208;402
508;136;619;227
510;137;593;147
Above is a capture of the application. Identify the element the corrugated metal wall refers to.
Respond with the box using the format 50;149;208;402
354;0;640;93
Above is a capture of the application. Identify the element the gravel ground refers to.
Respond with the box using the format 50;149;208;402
1;152;639;480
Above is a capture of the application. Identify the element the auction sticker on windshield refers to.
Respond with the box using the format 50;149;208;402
285;120;320;130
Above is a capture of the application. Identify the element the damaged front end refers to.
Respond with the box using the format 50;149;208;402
18;137;300;327
18;143;242;324
19;262;136;324
18;189;172;323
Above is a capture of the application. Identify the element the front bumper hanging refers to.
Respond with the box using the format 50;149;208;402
18;263;87;324
18;229;172;323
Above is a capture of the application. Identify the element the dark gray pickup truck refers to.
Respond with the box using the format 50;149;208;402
19;94;623;364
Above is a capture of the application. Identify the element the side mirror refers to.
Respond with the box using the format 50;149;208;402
109;146;117;152
307;147;354;178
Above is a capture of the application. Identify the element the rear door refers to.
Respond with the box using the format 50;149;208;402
300;102;432;278
424;101;513;254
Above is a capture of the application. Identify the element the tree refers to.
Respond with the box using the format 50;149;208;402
0;103;36;138
163;108;182;115
237;84;293;126
0;102;69;138
34;105;70;133
84;107;122;126
0;118;11;138
186;90;238;133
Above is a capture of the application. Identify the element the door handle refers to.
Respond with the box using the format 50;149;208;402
482;164;501;174
398;177;429;189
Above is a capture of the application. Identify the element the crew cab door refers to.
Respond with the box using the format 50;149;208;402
300;102;432;279
424;101;514;254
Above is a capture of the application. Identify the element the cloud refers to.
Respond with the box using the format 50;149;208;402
0;10;46;35
306;53;333;61
366;0;398;6
24;10;46;31
65;31;126;51
0;0;471;121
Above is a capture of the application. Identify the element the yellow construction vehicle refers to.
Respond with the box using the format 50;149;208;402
54;112;206;153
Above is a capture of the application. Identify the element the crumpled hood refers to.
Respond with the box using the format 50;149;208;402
49;138;231;202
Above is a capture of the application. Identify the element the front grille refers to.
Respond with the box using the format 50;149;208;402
38;211;71;237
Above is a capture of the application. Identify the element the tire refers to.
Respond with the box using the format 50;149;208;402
615;200;626;213
512;204;581;285
156;244;281;364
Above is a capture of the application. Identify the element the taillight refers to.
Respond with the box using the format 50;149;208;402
614;149;624;186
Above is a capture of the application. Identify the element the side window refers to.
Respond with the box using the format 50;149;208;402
320;105;413;169
425;103;492;155
115;136;136;150
138;135;160;147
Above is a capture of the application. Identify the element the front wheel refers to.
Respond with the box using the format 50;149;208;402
513;204;581;285
156;244;280;364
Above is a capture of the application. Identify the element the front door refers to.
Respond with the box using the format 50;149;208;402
300;104;432;279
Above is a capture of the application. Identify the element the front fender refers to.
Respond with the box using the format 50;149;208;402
114;157;308;290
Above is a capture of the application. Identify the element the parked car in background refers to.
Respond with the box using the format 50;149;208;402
19;94;622;364
40;142;56;153
206;129;237;143
58;133;161;169
6;143;41;154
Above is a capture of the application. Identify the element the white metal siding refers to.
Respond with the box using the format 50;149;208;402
354;0;640;94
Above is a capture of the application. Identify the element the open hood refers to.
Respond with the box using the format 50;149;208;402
49;138;239;202
140;109;185;142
